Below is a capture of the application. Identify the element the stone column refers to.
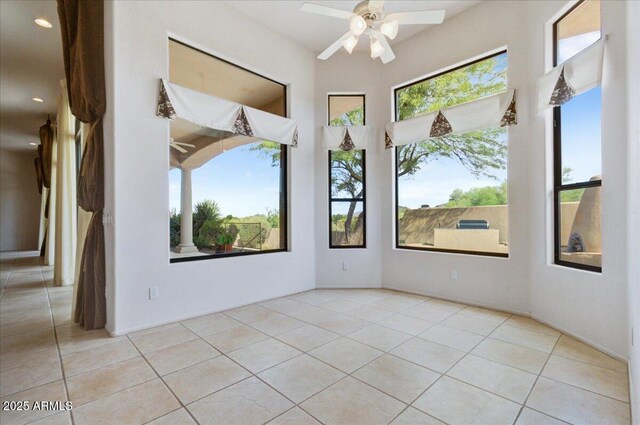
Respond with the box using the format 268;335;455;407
175;168;198;253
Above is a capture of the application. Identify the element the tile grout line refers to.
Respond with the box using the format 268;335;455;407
511;333;562;424
391;313;515;424
125;324;205;425
241;299;486;423
41;260;77;425
126;332;202;425
171;296;433;423
6;280;626;425
141;299;628;425
192;330;330;424
220;293;559;424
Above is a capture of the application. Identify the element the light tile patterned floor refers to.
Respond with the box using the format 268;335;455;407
0;252;631;425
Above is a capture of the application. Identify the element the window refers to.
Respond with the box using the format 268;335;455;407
394;51;509;256
168;39;287;262
328;95;366;248
553;0;602;272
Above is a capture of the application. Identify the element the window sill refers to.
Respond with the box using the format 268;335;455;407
394;245;509;259
170;248;288;264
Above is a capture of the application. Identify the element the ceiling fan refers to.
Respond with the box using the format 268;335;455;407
169;138;195;153
301;0;445;64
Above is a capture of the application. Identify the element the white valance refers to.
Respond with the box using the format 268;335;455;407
157;79;298;146
323;126;371;151
384;90;517;149
537;37;605;112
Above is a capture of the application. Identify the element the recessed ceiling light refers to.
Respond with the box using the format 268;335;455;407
29;142;38;146
32;97;44;103
34;18;52;28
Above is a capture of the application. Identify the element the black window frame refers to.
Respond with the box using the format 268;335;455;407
393;50;509;258
552;0;602;273
168;38;289;264
328;94;367;249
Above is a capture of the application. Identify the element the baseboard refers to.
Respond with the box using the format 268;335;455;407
531;314;628;364
381;284;530;317
109;287;315;336
108;283;629;366
382;285;628;363
630;361;638;425
316;283;382;289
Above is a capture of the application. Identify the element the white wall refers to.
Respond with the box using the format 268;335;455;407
314;54;383;288
0;149;41;251
377;1;533;316
105;0;316;334
106;0;634;369
626;0;640;420
527;0;630;359
313;0;632;361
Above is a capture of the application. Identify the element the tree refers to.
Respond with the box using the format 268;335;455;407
169;209;181;247
193;200;222;249
329;107;366;243
445;182;507;207
330;149;364;243
266;208;280;228
560;167;584;202
254;55;509;241
330;107;364;127
395;55;508;181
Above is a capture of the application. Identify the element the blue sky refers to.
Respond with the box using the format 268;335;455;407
170;32;601;216
169;143;280;217
398;32;601;208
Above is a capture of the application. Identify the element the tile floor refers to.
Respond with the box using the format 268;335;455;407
0;252;631;425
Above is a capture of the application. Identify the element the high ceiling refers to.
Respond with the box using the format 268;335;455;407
0;0;64;153
224;1;479;53
0;1;479;153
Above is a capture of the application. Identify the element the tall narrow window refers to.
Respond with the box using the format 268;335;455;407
328;95;366;248
553;0;602;272
168;39;287;262
394;52;509;256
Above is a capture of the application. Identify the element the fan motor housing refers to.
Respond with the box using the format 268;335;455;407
354;0;384;22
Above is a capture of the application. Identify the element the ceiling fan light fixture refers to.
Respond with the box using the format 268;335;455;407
370;37;385;59
349;15;367;36
380;20;399;40
342;35;359;54
34;18;53;28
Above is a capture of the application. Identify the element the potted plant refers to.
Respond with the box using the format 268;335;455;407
216;231;235;253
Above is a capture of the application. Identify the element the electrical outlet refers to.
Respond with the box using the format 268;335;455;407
149;287;159;300
450;270;459;280
342;262;349;271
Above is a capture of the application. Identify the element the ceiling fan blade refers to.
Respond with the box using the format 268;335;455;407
300;3;353;20
375;33;396;64
318;31;353;60
170;143;188;153
174;142;195;148
387;10;445;25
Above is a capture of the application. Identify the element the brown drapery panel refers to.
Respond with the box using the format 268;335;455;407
34;157;43;194
74;210;105;328
57;0;106;330
39;119;54;188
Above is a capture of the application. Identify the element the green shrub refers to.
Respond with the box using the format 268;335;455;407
198;219;224;248
169;210;181;248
